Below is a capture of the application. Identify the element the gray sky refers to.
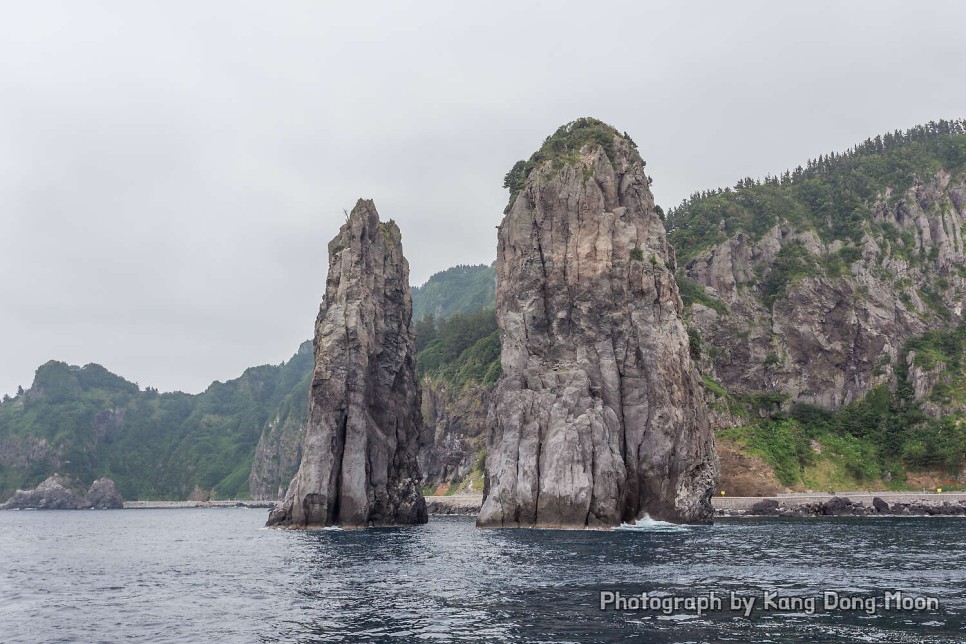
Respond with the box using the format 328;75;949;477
2;1;964;396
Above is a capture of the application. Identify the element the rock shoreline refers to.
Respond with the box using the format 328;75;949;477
424;495;482;517
423;494;966;519
722;495;966;517
1;475;123;510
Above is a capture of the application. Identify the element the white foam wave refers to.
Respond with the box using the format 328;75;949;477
614;514;691;532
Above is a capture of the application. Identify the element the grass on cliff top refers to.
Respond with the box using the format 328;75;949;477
668;120;966;263
503;117;641;199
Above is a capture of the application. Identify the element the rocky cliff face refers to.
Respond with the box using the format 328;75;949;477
266;199;427;528
478;119;719;528
419;379;490;493
249;408;305;500
248;342;312;500
684;171;966;410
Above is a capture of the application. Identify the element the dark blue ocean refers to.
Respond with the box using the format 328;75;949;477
0;509;963;642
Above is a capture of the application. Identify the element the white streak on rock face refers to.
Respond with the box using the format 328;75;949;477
267;199;426;529
478;123;718;528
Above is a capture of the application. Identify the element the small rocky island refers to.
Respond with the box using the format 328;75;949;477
478;119;719;528
1;474;123;510
267;199;427;528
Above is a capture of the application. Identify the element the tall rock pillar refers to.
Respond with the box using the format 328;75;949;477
267;199;427;528
478;119;718;528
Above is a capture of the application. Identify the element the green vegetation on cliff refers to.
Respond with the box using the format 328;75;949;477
503;117;643;202
676;274;728;315
412;263;500;388
0;262;500;503
10;121;966;502
416;308;500;388
718;348;966;489
668;119;966;262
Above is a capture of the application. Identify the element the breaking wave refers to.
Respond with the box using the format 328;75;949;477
614;514;691;532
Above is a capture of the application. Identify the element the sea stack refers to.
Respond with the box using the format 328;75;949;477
478;119;719;528
267;199;427;528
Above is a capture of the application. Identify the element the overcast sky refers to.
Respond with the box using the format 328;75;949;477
2;1;964;396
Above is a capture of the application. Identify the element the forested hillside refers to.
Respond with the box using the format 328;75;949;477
411;264;495;321
671;120;966;491
0;343;312;501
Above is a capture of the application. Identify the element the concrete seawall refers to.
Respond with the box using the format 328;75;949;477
123;500;275;509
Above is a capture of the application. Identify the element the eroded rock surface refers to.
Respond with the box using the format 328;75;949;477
248;341;312;500
1;474;123;510
685;172;966;411
267;199;427;528
1;474;80;510
419;380;490;492
478;119;719;528
84;476;124;509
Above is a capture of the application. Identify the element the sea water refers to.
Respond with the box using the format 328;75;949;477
0;509;963;642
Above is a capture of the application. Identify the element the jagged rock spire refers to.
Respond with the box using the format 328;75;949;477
267;199;427;528
478;119;718;528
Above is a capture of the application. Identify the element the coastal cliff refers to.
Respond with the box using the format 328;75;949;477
670;122;966;491
680;171;966;409
671;123;966;412
266;199;427;528
478;119;719;528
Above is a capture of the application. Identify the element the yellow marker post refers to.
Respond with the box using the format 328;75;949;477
720;490;726;496
937;487;942;494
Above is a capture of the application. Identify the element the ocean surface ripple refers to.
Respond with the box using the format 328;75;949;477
0;510;963;642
